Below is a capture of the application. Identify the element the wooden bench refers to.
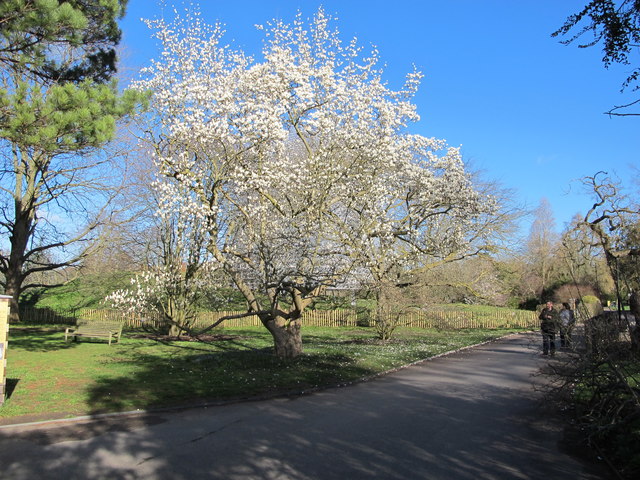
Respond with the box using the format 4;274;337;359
65;320;123;345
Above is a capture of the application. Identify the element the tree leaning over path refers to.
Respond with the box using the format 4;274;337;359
579;172;640;349
0;0;145;321
135;8;499;358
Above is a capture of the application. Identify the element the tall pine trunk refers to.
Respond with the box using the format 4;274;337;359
3;283;20;324
4;190;35;323
5;238;27;323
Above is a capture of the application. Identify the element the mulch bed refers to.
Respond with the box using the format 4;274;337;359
129;333;246;342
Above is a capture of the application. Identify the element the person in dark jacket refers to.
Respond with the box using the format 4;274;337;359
539;301;558;355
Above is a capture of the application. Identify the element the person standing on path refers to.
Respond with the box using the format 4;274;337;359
559;302;575;348
539;301;558;355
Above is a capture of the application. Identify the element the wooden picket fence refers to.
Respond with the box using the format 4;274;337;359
400;309;538;329
18;306;538;330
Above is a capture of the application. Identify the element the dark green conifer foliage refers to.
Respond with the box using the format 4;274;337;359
0;0;145;321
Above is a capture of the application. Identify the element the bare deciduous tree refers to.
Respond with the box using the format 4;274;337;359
523;198;560;299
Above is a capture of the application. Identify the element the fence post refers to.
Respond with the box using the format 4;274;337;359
0;295;10;405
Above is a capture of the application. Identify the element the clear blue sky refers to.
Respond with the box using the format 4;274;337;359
118;0;639;237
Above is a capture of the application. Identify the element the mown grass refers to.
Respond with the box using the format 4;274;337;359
20;272;136;310
0;325;523;423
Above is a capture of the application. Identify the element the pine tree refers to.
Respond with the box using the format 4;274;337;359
0;1;145;321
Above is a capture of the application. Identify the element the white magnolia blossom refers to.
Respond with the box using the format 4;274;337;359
106;161;224;330
132;7;499;337
106;261;220;317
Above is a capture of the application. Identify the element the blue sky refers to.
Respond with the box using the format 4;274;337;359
118;0;639;237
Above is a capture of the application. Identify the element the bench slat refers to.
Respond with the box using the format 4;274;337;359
65;321;123;345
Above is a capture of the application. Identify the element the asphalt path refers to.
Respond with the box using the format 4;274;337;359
0;332;611;479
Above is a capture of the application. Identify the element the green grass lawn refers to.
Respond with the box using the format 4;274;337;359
0;325;524;423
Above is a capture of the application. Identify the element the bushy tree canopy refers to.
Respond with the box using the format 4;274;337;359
134;8;500;357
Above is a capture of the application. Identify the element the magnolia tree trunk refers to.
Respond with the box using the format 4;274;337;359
163;299;195;337
263;316;303;359
168;323;184;337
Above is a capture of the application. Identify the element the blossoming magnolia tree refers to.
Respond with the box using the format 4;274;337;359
133;8;499;358
106;176;222;336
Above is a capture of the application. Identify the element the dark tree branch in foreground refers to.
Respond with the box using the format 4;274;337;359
553;0;640;116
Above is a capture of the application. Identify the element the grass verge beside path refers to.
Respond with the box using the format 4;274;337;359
1;326;525;424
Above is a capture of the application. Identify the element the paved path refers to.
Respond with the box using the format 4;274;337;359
0;333;610;479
